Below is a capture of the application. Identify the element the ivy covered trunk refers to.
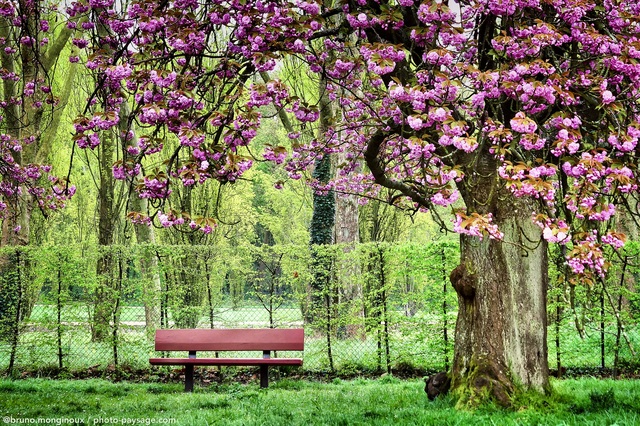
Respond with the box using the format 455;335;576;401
307;153;335;328
451;176;549;407
306;67;335;327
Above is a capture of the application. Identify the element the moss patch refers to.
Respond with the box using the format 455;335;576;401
453;354;515;409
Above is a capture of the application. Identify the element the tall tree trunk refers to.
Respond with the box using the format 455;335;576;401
93;132;116;341
451;185;549;407
333;154;359;245
333;151;361;337
307;68;335;327
130;192;161;337
170;186;205;329
445;10;549;405
120;101;161;337
91;9;130;342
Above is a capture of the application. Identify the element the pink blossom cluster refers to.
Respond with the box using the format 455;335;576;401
533;215;571;244
290;101;320;123
248;80;290;109
112;161;141;181
139;176;171;199
566;232;607;277
453;212;504;241
154;209;216;234
262;146;287;165
360;44;405;75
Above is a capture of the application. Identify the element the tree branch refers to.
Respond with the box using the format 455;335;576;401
259;71;295;134
38;58;79;163
364;129;432;209
43;14;87;72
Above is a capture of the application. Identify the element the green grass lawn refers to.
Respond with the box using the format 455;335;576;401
1;376;638;425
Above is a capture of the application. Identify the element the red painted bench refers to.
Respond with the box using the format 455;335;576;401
149;328;304;391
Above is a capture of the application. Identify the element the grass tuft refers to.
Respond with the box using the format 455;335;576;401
588;387;615;410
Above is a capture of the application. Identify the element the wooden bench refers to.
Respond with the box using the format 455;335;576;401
149;328;304;391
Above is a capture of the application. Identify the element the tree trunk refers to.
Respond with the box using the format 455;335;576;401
450;193;549;407
92;15;125;342
333;151;361;338
334;177;359;244
131;192;161;337
122;100;161;337
93;131;117;342
307;69;335;326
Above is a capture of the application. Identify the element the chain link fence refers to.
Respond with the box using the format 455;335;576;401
1;242;638;377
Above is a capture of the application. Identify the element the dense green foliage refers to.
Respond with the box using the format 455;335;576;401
0;242;462;374
0;241;638;377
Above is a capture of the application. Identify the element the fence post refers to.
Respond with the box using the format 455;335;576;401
57;253;64;369
7;250;22;376
555;293;562;378
112;250;124;369
441;245;449;371
600;279;605;371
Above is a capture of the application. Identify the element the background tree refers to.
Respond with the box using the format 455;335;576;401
0;2;78;355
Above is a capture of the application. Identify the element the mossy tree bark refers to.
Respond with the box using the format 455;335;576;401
451;164;550;407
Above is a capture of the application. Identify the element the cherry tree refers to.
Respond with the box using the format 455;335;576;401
75;0;640;406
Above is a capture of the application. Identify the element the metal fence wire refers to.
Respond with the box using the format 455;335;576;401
0;242;638;377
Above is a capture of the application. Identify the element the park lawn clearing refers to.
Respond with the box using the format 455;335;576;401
0;376;639;425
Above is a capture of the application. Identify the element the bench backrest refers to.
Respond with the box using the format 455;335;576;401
154;328;304;352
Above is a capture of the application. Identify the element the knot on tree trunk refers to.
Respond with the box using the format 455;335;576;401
424;372;451;400
450;264;476;300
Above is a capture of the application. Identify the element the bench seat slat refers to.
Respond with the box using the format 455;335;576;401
149;357;303;366
154;328;304;352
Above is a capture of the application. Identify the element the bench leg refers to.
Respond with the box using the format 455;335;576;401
260;365;269;388
185;365;194;392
